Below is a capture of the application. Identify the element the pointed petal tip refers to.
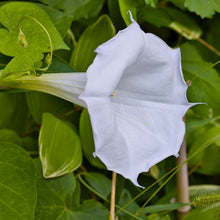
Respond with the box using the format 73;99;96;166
127;10;135;23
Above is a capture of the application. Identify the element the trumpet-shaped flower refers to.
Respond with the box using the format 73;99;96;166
79;19;193;186
0;16;193;187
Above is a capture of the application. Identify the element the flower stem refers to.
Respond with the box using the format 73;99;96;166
110;172;117;220
196;37;220;57
176;137;191;219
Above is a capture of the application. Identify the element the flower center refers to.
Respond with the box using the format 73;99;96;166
110;90;117;97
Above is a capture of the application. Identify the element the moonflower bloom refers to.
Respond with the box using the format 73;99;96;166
79;17;193;186
0;15;193;187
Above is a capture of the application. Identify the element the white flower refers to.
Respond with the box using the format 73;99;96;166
79;17;193;186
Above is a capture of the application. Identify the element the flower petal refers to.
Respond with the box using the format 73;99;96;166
80;21;145;98
6;73;87;107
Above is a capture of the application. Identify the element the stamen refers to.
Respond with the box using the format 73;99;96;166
110;91;117;97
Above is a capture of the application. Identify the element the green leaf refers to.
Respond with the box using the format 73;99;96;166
69;200;109;220
144;0;158;7
34;158;76;218
149;165;160;180
184;0;220;18
118;0;144;25
188;125;220;174
142;7;202;39
39;0;105;20
107;0;125;30
181;43;220;112
70;15;115;71
166;0;185;10
46;55;75;73
83;172;112;198
186;118;213;133
195;145;220;175
140;203;188;215
79;109;105;169
34;158;108;220
0;53;11;70
182;205;220;220
69;179;81;208
0;2;68;75
0;129;38;155
39;113;82;178
37;4;73;38
2;52;43;75
0;93;28;134
142;7;172;27
0;129;22;145
118;189;144;220
26;91;75;124
146;213;171;220
0;142;36;220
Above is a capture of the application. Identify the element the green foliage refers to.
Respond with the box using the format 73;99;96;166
0;142;36;220
144;0;158;7
0;93;28;134
183;206;220;220
0;0;220;219
184;0;220;18
142;7;202;39
80;109;106;169
39;0;106;20
181;43;220;112
70;14;116;71
119;0;144;25
83;172;112;198
26;91;75;124
0;2;68;76
34;159;109;219
39;113;82;178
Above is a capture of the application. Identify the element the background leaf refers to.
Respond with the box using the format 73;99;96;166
0;142;36;220
118;0;144;25
181;43;220;115
80;109;105;169
37;4;73;38
142;7;202;39
26;91;75;124
70;14;116;71
38;0;105;21
83;172;112;198
0;93;28;134
34;158;108;219
184;0;220;18
0;2;68;75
